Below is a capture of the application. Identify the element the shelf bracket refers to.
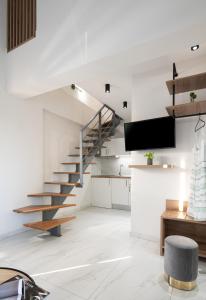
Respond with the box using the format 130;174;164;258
172;63;178;116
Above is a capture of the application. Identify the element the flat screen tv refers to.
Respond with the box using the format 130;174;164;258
124;116;176;151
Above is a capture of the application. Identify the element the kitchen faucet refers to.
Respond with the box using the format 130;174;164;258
119;164;123;176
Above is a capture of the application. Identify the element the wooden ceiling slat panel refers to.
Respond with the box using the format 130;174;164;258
7;0;36;52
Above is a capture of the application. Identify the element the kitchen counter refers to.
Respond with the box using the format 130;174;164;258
91;175;131;179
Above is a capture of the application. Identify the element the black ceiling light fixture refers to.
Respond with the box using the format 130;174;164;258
123;101;127;108
105;83;110;93
191;44;199;51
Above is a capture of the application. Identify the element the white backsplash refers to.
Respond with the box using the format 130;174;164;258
94;156;131;176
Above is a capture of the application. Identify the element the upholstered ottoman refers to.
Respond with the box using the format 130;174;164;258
164;235;198;290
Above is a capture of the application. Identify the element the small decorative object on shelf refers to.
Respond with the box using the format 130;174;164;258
190;92;197;103
144;152;154;165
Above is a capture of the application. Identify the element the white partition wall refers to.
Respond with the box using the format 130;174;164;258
130;63;206;241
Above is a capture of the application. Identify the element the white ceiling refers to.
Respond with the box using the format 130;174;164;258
4;0;206;121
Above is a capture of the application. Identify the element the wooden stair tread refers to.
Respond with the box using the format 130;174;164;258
75;146;106;149
24;216;76;231
54;171;90;175
87;133;112;137
83;140;96;144
91;127;111;132
68;154;93;157
14;204;76;213
28;192;76;197
83;138;111;143
102;121;112;125
45;181;81;186
61;162;96;165
90;129;111;133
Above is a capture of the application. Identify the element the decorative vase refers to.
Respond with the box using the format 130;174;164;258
147;158;153;165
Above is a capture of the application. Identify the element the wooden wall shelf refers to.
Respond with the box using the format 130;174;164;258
129;164;175;169
166;72;206;95
166;100;206;118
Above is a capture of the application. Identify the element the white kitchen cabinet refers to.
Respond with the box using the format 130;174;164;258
112;178;131;206
92;177;131;209
92;178;112;208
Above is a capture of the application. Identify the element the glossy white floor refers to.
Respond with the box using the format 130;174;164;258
0;207;206;300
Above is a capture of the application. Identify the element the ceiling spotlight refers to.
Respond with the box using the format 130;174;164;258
123;101;127;108
71;83;76;90
191;45;199;51
105;83;110;93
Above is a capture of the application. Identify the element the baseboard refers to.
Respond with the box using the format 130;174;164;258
130;231;160;243
112;204;131;211
0;227;28;241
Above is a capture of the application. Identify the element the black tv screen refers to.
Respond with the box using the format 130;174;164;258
124;116;176;151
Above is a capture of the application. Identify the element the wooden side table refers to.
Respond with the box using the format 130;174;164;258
160;200;206;258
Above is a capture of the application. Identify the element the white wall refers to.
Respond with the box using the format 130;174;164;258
0;79;95;239
98;155;131;176
93;138;131;176
0;99;44;237
30;88;96;126
0;0;95;238
43;110;92;215
131;61;206;241
43;110;80;181
5;0;206;99
0;95;94;238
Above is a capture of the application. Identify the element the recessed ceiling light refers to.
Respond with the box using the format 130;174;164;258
191;45;199;51
105;83;110;93
123;101;127;108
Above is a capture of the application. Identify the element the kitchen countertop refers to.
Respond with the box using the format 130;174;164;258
91;175;131;179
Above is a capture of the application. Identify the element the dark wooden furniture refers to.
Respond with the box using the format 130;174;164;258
160;200;206;258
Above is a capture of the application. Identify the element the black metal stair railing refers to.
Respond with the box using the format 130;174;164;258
79;104;120;186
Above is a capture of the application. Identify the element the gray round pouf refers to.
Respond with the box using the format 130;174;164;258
164;235;199;290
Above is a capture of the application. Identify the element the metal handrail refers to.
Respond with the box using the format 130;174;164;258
81;104;115;131
82;118;114;160
84;107;110;135
79;104;116;186
85;111;113;138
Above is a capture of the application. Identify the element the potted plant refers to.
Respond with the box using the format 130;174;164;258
144;152;154;165
190;92;197;103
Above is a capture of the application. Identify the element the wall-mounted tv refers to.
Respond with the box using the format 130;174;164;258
124;116;176;151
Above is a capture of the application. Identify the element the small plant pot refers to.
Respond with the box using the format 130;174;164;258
147;158;153;165
190;92;197;103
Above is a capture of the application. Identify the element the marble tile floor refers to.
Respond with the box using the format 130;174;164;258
0;207;206;299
